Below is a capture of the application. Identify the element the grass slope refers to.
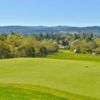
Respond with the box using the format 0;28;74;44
47;50;100;61
0;58;100;100
0;84;98;100
0;84;66;100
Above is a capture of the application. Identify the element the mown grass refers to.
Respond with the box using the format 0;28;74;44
0;84;99;100
0;84;66;100
47;50;100;61
0;58;100;100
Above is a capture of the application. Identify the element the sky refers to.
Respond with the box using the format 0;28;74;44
0;0;100;26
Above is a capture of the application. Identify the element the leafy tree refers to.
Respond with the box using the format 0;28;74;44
40;47;48;56
0;40;11;58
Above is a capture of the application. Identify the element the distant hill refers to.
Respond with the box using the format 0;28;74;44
0;26;100;34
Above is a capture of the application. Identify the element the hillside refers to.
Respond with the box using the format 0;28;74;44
0;26;100;34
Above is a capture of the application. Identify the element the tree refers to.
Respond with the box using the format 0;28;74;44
40;39;58;53
40;47;48;56
0;41;11;58
17;46;35;57
93;47;100;55
6;33;23;57
72;34;79;40
15;36;36;57
85;34;93;42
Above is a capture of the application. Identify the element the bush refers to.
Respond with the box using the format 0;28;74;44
92;47;100;54
80;47;92;54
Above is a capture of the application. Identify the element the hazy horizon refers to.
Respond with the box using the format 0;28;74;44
0;25;100;27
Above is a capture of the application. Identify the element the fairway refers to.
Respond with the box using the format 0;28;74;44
0;58;100;100
48;50;100;61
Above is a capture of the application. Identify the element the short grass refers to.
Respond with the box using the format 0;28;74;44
0;84;98;100
0;58;100;99
47;50;100;61
0;84;66;100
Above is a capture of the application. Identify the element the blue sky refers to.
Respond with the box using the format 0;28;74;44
0;0;100;26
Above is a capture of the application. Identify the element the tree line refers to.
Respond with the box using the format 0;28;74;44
0;32;100;58
0;33;58;58
33;32;100;55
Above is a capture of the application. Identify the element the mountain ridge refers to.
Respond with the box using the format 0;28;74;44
0;26;100;34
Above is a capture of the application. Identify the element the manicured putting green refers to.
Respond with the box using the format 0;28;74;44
0;58;99;100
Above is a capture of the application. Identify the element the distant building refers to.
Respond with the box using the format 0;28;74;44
92;52;96;55
58;45;65;49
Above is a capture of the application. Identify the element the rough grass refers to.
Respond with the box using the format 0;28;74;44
0;58;100;100
47;50;100;61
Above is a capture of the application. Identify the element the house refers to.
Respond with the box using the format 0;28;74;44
58;45;65;49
